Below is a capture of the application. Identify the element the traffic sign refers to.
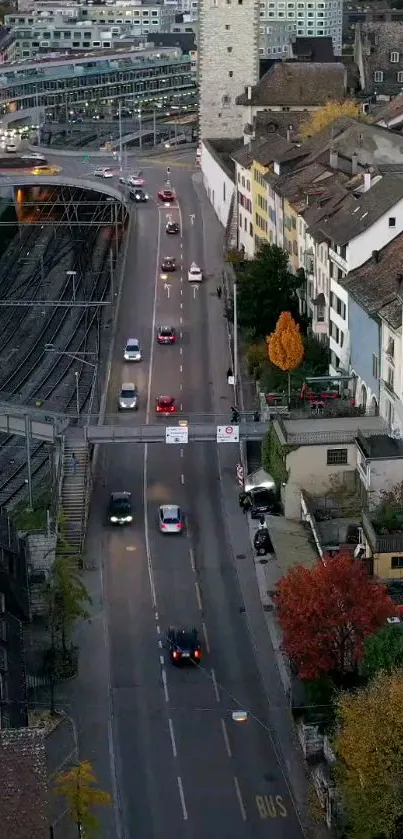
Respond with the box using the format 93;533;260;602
217;425;239;443
166;425;189;444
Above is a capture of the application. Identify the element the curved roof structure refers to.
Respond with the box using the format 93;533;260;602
0;173;126;203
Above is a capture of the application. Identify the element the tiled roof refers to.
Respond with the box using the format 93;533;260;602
373;93;403;125
341;231;403;329
248;109;308;141
232;134;297;168
235;62;346;106
0;728;49;839
316;174;403;244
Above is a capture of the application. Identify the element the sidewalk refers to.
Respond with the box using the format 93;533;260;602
195;173;323;835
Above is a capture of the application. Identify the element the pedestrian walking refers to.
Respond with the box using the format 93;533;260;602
71;453;79;474
231;406;240;423
217;285;222;300
253;410;261;423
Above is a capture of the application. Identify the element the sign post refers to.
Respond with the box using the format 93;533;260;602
216;425;240;443
166;425;189;445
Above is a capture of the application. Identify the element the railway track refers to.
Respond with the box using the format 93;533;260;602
0;226;115;510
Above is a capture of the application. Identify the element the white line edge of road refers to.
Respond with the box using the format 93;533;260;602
177;776;188;821
233;776;247;821
211;667;220;703
220;718;232;758
142;205;162;611
168;718;178;758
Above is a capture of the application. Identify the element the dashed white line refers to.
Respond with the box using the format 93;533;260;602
180;288;183;296
234;777;247;821
195;581;203;611
181;473;185;485
180;316;183;325
180;276;183;284
180;331;183;339
180;347;183;355
221;718;232;757
180;242;183;249
168;718;178;758
160;654;164;665
156;624;160;635
180;302;183;309
158;639;162;648
189;548;196;572
201;621;210;652
180;402;183;411
180;448;184;458
162;668;169;702
180;364;183;373
211;667;220;703
177;776;188;821
155;611;159;621
180;383;183;391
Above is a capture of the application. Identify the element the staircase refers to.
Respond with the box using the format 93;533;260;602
59;436;91;559
224;189;238;252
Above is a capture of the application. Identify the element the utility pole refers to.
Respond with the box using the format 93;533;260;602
118;101;123;173
233;280;238;393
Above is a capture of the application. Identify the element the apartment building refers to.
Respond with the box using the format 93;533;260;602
258;0;343;58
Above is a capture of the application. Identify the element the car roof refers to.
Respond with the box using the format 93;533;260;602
190;262;200;269
157;395;174;402
159;325;174;331
121;382;136;390
111;492;131;501
160;504;180;516
172;626;198;639
126;338;139;345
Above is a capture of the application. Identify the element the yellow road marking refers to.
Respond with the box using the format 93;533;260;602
126;545;137;551
255;794;287;819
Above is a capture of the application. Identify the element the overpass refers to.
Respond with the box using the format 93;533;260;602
0;402;269;445
0;173;127;204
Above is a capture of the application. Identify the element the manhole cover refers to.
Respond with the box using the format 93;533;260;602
126;546;136;552
236;554;246;560
259;558;268;565
263;604;274;612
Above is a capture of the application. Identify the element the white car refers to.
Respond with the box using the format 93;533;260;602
124;338;142;362
158;505;184;534
21;152;45;161
128;172;144;187
118;383;138;410
94;167;114;178
188;262;203;283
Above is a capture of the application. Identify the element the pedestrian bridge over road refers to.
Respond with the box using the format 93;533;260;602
0;402;269;445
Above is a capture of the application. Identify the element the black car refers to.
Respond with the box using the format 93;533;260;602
157;325;176;344
108;492;133;525
166;221;180;235
249;489;281;519
129;188;148;202
161;257;177;272
167;627;202;664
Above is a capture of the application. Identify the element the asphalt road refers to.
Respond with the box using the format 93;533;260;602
87;166;305;839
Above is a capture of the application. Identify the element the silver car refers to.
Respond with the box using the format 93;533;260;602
124;338;142;362
158;504;184;534
118;383;138;410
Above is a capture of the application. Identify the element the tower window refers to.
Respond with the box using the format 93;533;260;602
227;45;232;52
229;70;233;77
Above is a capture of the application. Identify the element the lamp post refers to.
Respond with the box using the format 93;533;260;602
44;346;98;420
66;270;77;302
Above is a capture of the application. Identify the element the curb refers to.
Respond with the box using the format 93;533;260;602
91;210;134;477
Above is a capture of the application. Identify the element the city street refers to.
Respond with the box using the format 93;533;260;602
81;164;306;839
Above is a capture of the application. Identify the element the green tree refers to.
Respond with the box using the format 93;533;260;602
55;760;111;838
335;671;403;839
50;556;91;651
236;244;305;339
362;624;403;681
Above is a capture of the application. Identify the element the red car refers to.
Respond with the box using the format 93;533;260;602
161;257;177;272
158;188;176;203
157;326;176;344
156;396;177;416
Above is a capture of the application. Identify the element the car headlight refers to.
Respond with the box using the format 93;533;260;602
129;402;136;407
110;516;118;522
125;516;133;522
144;194;149;199
124;353;129;360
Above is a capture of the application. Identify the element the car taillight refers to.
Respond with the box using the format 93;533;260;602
194;650;200;659
161;523;167;529
170;405;175;412
173;651;179;659
157;406;161;412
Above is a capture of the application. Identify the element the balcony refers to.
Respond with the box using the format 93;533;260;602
363;509;403;554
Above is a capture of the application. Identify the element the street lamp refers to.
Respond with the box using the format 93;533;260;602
44;346;98;420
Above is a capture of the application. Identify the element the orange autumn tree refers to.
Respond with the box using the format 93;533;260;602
267;311;304;402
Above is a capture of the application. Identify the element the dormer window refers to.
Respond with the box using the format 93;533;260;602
390;51;400;63
374;70;384;82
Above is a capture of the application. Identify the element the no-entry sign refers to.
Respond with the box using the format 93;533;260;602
216;425;240;443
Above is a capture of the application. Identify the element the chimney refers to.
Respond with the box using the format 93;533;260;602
363;172;371;192
351;152;358;175
330;148;338;169
372;250;379;264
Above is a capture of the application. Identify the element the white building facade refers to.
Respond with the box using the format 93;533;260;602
235;161;254;257
201;141;235;228
198;0;260;139
379;313;403;436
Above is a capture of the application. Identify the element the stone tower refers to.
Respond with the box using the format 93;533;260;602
198;0;260;140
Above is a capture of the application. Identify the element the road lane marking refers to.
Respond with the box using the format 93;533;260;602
180;302;183;309
180;364;183;373
211;667;220;702
162;668;169;702
180;276;183;283
160;654;164;665
255;795;288;819
155;611;159;621
195;581;202;611
201;621;210;651
180;316;183;324
189;548;196;572
234;777;247;821
221;718;232;757
181;473;185;485
180;402;183;411
156;624;161;634
180;448;184;458
158;639;162;648
180;347;183;355
180;288;183;296
180;383;183;391
177;776;188;820
168;718;178;758
180;331;183;339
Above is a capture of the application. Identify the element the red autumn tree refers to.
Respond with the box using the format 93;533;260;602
275;550;395;680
